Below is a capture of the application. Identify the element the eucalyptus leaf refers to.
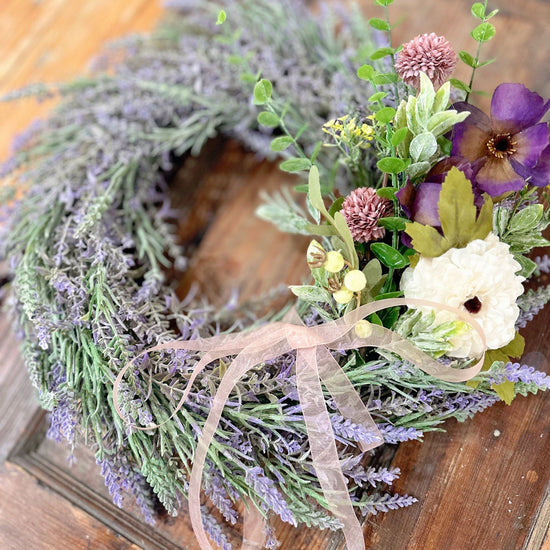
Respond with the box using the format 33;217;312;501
376;187;398;200
357;64;375;81
369;92;388;103
471;22;496;42
471;2;486;19
270;136;294;152
377;157;406;174
391;127;409;147
406;161;431;179
370;47;395;60
253;79;273;104
375;107;396;124
459;50;477;68
377;217;408;231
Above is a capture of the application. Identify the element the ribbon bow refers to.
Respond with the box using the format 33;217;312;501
114;298;486;550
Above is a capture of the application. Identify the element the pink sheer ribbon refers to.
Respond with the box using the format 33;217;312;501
114;298;486;550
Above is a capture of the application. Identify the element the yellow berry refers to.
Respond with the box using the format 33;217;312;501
354;320;373;339
344;270;367;292
333;288;354;304
324;251;345;273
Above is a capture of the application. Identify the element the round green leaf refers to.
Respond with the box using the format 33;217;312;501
373;73;398;85
270;136;294;152
450;78;471;93
375;106;396;124
257;111;280;127
370;47;394;61
375;0;395;5
216;10;227;25
370;242;408;268
253;79;273;104
471;2;486;19
357;64;375;81
279;158;311;173
377;157;406;174
368;91;388;103
471;22;496;43
368;18;391;31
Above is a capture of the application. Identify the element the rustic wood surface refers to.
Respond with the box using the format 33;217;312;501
0;1;549;549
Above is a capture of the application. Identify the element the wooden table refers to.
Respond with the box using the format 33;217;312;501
0;1;548;549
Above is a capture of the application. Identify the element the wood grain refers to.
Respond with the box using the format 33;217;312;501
0;1;549;549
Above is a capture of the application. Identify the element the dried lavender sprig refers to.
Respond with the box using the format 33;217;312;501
516;285;550;328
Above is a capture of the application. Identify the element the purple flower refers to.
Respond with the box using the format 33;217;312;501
451;83;550;196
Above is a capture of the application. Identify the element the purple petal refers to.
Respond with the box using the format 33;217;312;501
451;118;490;162
452;102;492;132
427;156;477;183
414;182;442;227
490;83;550;133
513;123;550;168
526;145;550;187
476;158;525;196
396;181;415;218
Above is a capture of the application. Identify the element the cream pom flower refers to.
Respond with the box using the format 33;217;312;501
400;233;524;358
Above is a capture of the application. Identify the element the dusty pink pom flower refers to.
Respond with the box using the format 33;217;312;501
341;187;393;243
395;33;457;90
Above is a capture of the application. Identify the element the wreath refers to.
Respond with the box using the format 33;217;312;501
2;0;549;549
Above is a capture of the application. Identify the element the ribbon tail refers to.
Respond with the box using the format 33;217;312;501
188;344;288;550
242;497;267;549
296;347;365;550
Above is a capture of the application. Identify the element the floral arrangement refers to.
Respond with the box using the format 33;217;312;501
1;0;550;548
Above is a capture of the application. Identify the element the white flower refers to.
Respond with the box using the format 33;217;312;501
400;233;524;358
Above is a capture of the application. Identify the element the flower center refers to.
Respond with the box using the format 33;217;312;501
486;133;517;159
464;296;482;314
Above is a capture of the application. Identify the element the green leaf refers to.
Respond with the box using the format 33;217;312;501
374;291;404;300
508;204;544;233
333;211;358;269
368;17;391;31
257;111;280;127
514;254;538;278
491;380;516;405
357;64;375;81
377;217;408;231
377;157;406;174
307;166;329;217
405;222;450;257
370;242;408;268
476;58;496;68
363;258;383;287
376;187;397;200
373;72;398;85
375;106;396;124
470;194;494;241
409;132;438;162
369;91;388;103
253;79;273;104
450;78;471;93
471;22;496;43
370;47;395;60
438;167;479;247
486;8;499;19
459;50;477;68
279;158;311;173
270;136;294;152
368;312;384;326
471;2;486;19
328;197;345;218
216;10;227;24
303;223;337;236
391;126;409;147
375;0;395;5
406;161;431;179
289;285;333;304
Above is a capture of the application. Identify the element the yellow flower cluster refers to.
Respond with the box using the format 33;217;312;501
322;115;375;148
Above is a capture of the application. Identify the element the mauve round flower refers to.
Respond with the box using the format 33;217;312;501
395;33;457;90
400;233;524;358
341;187;393;243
